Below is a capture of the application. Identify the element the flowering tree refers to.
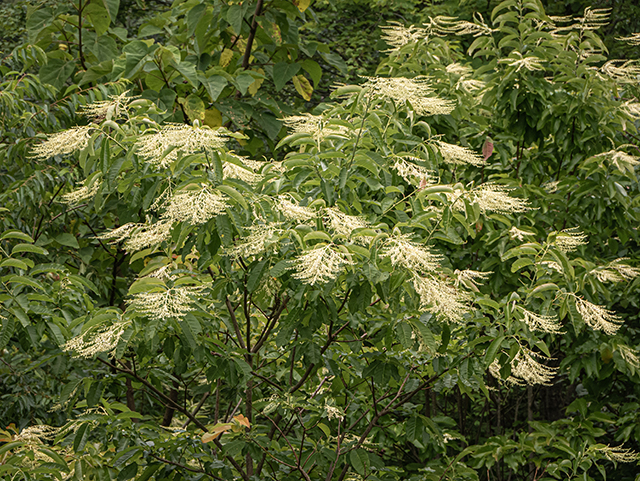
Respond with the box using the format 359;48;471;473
1;0;640;480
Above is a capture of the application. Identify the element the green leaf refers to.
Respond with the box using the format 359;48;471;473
84;3;111;36
117;462;138;481
226;4;245;35
217;185;249;211
7;275;45;291
0;316;15;351
200;75;228;102
0;259;30;270
511;257;533;272
301;59;322;87
137;465;161;481
396;321;413;349
180;320;197;350
1;230;34;242
101;0;120;22
247;260;269;293
485;335;505;366
320;52;347;75
39;59;75;90
73;423;89;453
56;233;80;249
11;243;47;255
272;62;301;91
350;449;368;476
128;277;165;295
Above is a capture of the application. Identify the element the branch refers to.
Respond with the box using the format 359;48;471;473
225;296;246;350
242;0;264;70
149;453;223;480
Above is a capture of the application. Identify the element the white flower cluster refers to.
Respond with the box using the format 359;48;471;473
127;284;208;321
32;126;93;160
290;244;354;286
412;274;470;324
382;234;442;273
63;321;130;358
136;124;227;168
362;76;455;116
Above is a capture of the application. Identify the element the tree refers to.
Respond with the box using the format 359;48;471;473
1;0;640;480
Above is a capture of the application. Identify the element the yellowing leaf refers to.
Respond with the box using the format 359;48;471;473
182;94;205;122
204;108;222;128
293;0;311;12
248;68;265;96
293;74;313;101
234;414;251;428
220;49;234;67
201;423;233;443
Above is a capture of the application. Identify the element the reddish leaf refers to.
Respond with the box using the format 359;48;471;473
482;139;494;161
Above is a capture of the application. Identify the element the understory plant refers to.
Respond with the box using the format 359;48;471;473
1;0;640;480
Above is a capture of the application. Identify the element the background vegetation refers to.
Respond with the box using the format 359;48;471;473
1;0;640;480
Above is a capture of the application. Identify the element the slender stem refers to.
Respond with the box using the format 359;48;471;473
242;0;264;70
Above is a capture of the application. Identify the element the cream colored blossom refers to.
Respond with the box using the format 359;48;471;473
161;186;228;224
63;321;130;358
324;402;344;421
128;284;207;321
226;223;283;257
618;33;640;46
617;344;640;369
454;269;491;289
573;295;622;335
78;91;136;120
380;22;428;51
31;126;93;159
392;157;435;185
382;234;442;273
519;307;564;334
457;78;486;93
446;183;529;214
435;140;484;166
412;274;470;323
473;184;530;213
324;207;369;241
125;220;173;252
554;228;587;252
61;178;102;205
609;258;640;280
291;244;354;285
594;149;640;170
438;15;494;37
498;54;544;72
446;63;472;76
621;101;640;119
226;152;268;172
509;226;535;241
540;260;563;274
362;76;455;116
15;425;60;443
136;124;227;168
490;347;557;386
542;180;560;193
223;162;263;184
600;60;640;83
283;114;350;142
596;445;639;463
97;223;140;244
276;197;317;221
511;347;557;386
